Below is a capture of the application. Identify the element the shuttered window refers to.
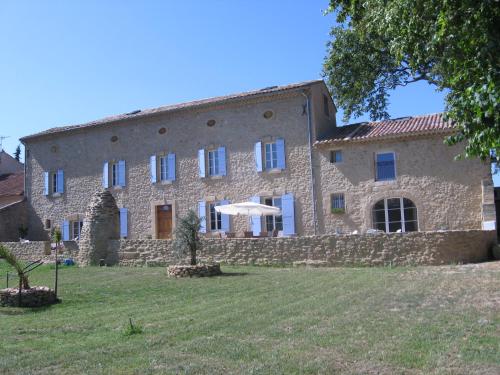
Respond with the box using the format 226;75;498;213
264;197;283;232
44;170;64;195
265;143;278;169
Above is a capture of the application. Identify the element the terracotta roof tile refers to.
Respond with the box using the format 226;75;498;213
0;172;24;196
315;113;453;146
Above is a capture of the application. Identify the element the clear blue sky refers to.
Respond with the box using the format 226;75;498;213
0;1;496;183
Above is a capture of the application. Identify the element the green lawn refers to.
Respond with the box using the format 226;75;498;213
0;261;499;375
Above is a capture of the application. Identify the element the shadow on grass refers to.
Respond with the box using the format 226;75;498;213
0;304;56;315
219;272;250;277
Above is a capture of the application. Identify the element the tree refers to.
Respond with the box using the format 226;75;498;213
52;227;62;297
172;210;202;265
323;0;499;161
0;245;30;289
14;145;21;161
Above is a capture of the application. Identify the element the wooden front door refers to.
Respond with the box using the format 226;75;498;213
156;205;173;239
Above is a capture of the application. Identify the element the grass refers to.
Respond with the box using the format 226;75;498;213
0;261;499;374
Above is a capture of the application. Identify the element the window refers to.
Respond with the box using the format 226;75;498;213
330;150;342;163
44;170;63;196
376;152;396;181
323;94;330;117
372;198;418;233
159;155;168;181
71;220;84;240
208;150;220;176
265;142;278;169
209;202;222;231
111;163;119;186
331;193;345;212
264;197;283;232
52;173;58;194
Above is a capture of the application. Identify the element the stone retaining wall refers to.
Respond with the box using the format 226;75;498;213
2;230;497;267
0;241;79;263
109;230;498;267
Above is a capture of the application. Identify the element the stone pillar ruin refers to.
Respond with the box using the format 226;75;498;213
77;190;120;266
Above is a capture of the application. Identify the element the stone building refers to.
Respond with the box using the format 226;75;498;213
0;151;24;209
18;80;495;241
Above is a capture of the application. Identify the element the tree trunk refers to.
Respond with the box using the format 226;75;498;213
190;247;197;265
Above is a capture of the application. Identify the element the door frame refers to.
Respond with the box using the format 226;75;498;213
151;199;176;239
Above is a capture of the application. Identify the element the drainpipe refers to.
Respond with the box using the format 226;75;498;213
302;90;318;235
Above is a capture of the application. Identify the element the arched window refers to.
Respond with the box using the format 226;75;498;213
372;198;418;233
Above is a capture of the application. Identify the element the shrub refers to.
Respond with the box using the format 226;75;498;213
172;210;202;265
0;245;30;289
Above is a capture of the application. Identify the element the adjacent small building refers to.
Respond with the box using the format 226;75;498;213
0;150;24;209
18;80;496;241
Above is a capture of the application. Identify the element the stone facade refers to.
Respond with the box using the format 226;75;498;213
19;80;495;242
22;82;334;240
315;137;493;234
0;200;27;241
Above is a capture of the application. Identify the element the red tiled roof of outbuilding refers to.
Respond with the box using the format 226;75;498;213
0;171;24;197
315;113;454;146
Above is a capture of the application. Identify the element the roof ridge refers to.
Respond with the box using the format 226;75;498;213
21;79;325;141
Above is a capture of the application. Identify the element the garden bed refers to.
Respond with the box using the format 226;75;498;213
167;264;222;278
0;286;58;307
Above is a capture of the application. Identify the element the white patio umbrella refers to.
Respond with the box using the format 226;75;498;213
215;201;281;233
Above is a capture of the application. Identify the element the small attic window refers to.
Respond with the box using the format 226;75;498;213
158;127;166;134
207;119;216;127
263;110;274;119
323;94;330;117
110;136;118;142
50;146;58;153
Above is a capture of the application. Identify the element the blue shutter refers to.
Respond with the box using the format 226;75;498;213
220;199;230;232
118;160;126;187
43;172;49;195
276;138;286;170
119;208;128;238
150;155;157;183
167;153;176;181
57;170;64;193
218;146;226;176
198;149;206;178
62;220;70;241
198;201;207;233
103;162;109;188
282;193;295;236
250;196;261;236
255;142;263;172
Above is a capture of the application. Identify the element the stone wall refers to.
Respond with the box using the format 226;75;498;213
0;241;79;263
3;230;496;267
77;190;120;266
109;230;497;267
0;200;27;242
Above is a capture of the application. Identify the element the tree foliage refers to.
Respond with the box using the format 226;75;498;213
172;210;202;265
0;245;30;289
14;145;21;162
323;0;499;161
